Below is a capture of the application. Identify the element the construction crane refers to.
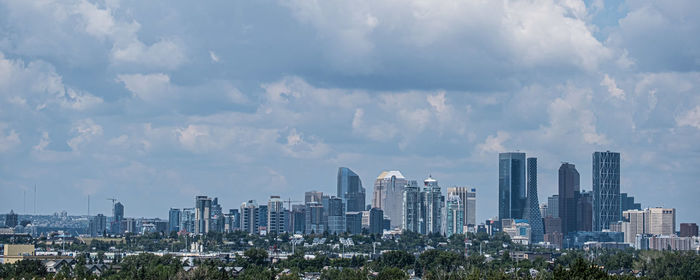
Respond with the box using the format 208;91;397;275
285;197;302;210
107;198;117;213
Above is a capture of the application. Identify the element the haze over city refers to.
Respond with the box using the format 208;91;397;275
1;0;699;226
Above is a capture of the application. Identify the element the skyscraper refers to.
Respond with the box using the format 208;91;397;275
195;196;212;234
593;151;621;231
403;180;424;233
338;167;366;212
372;171;407;229
291;204;305;234
168;208;181;233
558;162;580;235
499;152;527;221
5;210;18;228
546;195;559;218
305;191;323;204
447;187;477;229
423;176;444;235
647;207;675;236
240;200;259;235
305;201;325;234
180;208;195;233
267;196;286;234
445;195;464;237
369;208;384;234
525;157;544;243
89;214;107;237
577;190;593;231
345;212;363;234
327;196;346;234
112;202;124;234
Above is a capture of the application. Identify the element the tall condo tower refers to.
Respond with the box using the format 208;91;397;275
499;152;527;220
525;157;544;243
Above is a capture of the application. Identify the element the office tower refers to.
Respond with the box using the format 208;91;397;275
369;208;384;234
372;171;408;229
647;207;675;236
346;212;363;234
89;214;107;237
229;209;240;231
423;176;444;234
321;195;330;229
338;167;366;212
327;196;346;234
112;202;124;234
361;211;371;229
680;223;698;237
291;205;305;234
577;190;593;231
558;162;580;235
240;200;259;235
403;180;424;233
305;191;323;204
305;202;325;234
267;196;285;234
5;210;18;227
180;208;195;233
168;208;181;233
195;196;212;234
546;195;559;218
258;205;268;229
121;218;137;233
447;187;477;228
523;157;544;243
620;193;641;214
539;204;548;219
445;195;464;237
593;151;621;231
622;209;646;244
211;198;223;217
499;152;527;220
543;216;562;234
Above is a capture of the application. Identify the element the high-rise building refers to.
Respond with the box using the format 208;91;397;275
558;162;580;235
539;204;548;219
338;167;366;212
327;196;346;234
112;202;124;234
305;191;323;204
620;193;641;214
622;209;646;244
447;187;477;228
546;195;559;218
647;207;675;236
525;157;544;243
267;196;285;234
180;208;195;233
228;209;240;232
240;200;259;235
499;152;527;221
445;195;464;237
372;171;408;229
168;208;181;233
89;214;107;237
593;151;621;231
680;223;698;237
5;210;18;228
291;204;305;234
195;196;212;234
305;202;325;234
346;212;363;234
423;176;444;234
369;208;384;234
403;180;424;233
577;190;593;231
543;216;562;234
258;205;268;229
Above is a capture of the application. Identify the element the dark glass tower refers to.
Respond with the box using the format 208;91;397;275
558;162;580;235
593;151;621;231
499;152;527;221
337;167;366;212
525;157;544;243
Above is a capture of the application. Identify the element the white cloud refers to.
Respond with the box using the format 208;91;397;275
117;73;171;102
477;131;509;154
0;124;21;153
67;119;103;151
676;106;700;129
601;74;626;99
33;131;50;152
209;51;220;63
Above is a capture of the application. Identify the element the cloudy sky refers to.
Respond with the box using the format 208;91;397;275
1;0;698;224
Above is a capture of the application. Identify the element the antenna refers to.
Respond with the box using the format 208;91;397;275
88;195;90;216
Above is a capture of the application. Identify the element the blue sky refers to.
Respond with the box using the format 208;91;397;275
0;0;698;224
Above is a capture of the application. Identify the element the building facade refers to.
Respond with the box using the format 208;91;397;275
327;196;346;234
338;167;366;212
403;180;424;234
445;195;464;237
558;162;580;235
447;187;476;229
267;196;286;234
168;208;181;233
240;200;259;235
372;171;407;229
423;176;444;235
499;152;527;221
195;196;212;234
593;151;621;231
525;157;544;243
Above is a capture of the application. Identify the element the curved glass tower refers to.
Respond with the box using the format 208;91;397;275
525;157;544;243
337;167;366;212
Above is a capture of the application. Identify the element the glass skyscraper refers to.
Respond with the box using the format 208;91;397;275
525;157;543;243
337;167;366;212
499;152;527;221
593;151;621;231
559;162;580;235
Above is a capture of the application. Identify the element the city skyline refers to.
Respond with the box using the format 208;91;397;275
0;1;699;226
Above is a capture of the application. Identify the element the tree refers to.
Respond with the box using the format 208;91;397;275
376;267;408;280
244;248;269;267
